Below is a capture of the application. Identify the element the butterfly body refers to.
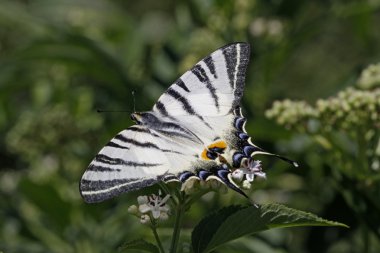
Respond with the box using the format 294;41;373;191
80;43;295;203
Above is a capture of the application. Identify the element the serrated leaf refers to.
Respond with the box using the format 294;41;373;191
192;203;348;253
118;239;159;253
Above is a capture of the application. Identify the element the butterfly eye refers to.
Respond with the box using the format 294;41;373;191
130;114;136;121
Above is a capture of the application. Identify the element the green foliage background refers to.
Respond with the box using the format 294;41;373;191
0;0;379;252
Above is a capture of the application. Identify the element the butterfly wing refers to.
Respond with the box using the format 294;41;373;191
149;43;268;196
80;125;201;203
80;43;264;203
152;43;264;165
153;43;249;140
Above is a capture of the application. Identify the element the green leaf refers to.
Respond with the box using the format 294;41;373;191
118;239;159;253
191;203;348;253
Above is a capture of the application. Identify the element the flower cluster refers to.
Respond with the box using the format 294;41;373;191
250;17;284;39
316;88;380;132
266;88;380;134
357;62;380;89
266;64;380;174
231;158;266;190
128;191;170;224
265;99;317;132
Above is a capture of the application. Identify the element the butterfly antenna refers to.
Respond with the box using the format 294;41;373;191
96;109;131;113
132;90;136;113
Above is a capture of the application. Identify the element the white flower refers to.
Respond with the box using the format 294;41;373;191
233;159;266;184
244;159;266;182
137;191;170;220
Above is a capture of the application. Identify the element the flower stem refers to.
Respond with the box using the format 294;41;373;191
151;221;166;253
170;192;186;253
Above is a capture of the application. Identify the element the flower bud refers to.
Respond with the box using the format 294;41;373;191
127;205;139;216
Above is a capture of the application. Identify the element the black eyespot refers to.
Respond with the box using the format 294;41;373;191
198;170;211;180
206;151;218;160
234;117;246;131
238;132;249;140
232;152;245;167
179;171;194;182
243;145;258;156
216;167;229;179
209;147;225;153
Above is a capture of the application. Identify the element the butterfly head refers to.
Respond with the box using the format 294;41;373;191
130;112;159;127
130;112;142;124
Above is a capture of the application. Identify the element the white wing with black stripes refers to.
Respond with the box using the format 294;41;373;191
153;43;248;139
80;43;295;203
80;125;202;203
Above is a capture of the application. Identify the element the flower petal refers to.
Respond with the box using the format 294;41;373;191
161;194;171;204
255;171;266;179
137;195;148;205
246;173;255;182
139;204;151;213
160;205;170;212
152;209;161;219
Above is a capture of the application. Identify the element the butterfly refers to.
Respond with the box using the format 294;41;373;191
80;42;297;203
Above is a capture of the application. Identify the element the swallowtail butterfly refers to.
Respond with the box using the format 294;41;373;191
80;43;297;203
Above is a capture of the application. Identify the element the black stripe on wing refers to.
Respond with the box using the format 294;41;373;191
115;134;158;148
155;128;199;141
95;154;161;167
128;126;161;138
154;101;169;117
175;79;190;92
191;64;219;110
223;44;237;89
89;155;162;172
222;43;250;108
165;87;212;129
234;44;250;107
204;55;217;79
106;141;129;150
114;132;184;154
80;177;158;203
166;88;195;114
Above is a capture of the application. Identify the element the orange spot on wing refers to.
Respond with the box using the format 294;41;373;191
200;140;228;160
208;140;227;149
201;149;209;160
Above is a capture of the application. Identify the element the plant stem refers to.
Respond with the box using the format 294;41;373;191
151;221;166;253
362;224;369;253
170;192;186;253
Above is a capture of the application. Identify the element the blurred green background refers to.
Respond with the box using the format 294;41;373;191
1;0;380;252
